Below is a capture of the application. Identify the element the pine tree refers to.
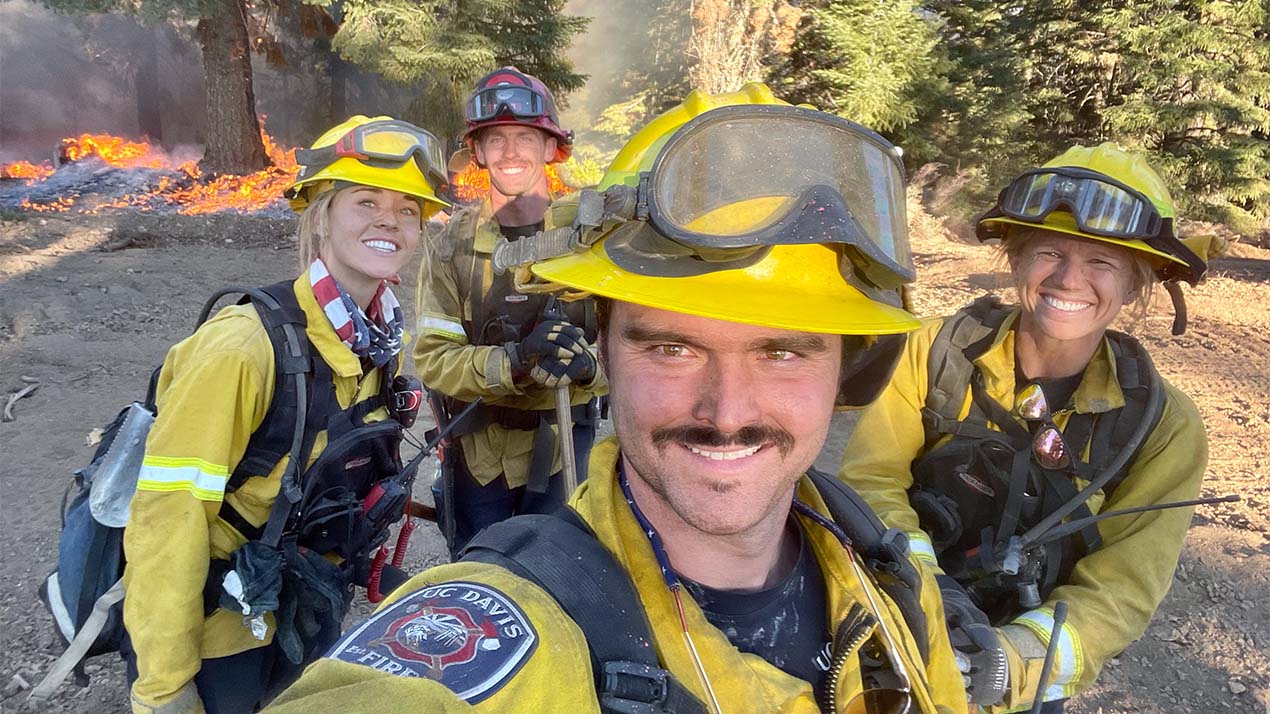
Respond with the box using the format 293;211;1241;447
915;0;1270;235
326;0;588;144
769;0;937;133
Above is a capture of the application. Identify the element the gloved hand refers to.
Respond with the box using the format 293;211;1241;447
130;681;204;714
508;319;596;387
531;344;596;388
938;575;1009;707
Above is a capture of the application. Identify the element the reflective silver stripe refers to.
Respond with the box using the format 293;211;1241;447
1014;607;1083;697
417;315;466;342
907;530;938;566
137;459;229;502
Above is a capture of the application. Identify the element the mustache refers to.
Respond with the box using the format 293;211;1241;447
651;424;795;457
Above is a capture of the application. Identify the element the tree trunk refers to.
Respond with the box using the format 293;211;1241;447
196;0;270;174
134;25;164;144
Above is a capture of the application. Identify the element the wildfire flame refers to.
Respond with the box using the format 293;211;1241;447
0;160;56;182
449;161;574;204
3;129;298;215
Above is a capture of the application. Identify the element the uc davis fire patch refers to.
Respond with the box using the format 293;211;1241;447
326;581;537;703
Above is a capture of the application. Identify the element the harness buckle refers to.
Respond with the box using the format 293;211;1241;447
601;660;672;713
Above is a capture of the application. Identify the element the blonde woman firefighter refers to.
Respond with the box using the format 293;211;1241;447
838;144;1225;712
122;116;447;714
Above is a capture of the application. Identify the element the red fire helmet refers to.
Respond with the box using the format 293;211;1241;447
462;66;573;163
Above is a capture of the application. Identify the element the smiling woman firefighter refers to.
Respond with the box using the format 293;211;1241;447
264;85;968;714
118;116;448;714
837;144;1227;712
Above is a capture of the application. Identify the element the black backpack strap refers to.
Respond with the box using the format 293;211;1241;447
1094;332;1166;497
807;470;931;664
461;511;707;714
922;296;1013;450
197;282;337;546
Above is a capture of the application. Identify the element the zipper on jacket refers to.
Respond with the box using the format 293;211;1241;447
820;602;877;713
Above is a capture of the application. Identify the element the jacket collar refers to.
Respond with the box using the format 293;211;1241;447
973;306;1126;414
470;193;564;254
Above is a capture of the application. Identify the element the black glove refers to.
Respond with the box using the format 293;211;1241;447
509;319;595;387
532;345;597;388
938;575;1009;706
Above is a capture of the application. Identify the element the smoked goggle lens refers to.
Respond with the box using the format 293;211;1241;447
998;167;1161;239
467;85;548;122
843;687;913;714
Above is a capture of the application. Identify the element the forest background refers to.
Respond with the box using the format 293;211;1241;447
1;0;1268;239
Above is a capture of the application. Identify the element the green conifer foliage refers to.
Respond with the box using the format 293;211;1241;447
917;0;1270;235
769;0;937;133
327;0;588;143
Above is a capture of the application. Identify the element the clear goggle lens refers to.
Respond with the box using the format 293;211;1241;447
1000;169;1156;238
645;106;914;288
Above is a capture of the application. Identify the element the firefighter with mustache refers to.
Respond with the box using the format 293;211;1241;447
266;84;968;714
415;67;606;560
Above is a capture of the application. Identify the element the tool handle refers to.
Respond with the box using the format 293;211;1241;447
1029;600;1068;714
557;387;577;494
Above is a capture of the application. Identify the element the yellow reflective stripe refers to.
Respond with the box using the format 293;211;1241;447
138;457;230;502
417;313;466;342
1014;607;1084;698
907;530;939;566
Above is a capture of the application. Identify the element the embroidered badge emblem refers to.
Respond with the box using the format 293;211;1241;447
326;581;537;702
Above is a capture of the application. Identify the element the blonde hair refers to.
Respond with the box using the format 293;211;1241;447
999;227;1158;325
296;189;338;270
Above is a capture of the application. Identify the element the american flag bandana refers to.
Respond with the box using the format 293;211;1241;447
308;259;404;367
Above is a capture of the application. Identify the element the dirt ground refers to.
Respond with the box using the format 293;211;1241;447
0;210;1266;713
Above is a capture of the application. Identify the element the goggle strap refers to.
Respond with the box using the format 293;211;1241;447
1164;281;1188;335
974;205;1007;242
334;132;369;160
1143;220;1206;283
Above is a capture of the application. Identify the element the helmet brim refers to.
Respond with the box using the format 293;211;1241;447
980;215;1186;267
532;241;920;336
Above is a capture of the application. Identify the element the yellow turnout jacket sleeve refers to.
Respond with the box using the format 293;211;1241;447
123;276;395;714
123;304;274;713
838;309;1208;709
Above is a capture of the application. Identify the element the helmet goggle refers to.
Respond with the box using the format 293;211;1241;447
604;105;914;301
989;166;1167;241
466;84;549;123
294;120;447;192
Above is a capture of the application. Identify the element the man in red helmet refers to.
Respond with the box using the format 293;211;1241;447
413;67;605;560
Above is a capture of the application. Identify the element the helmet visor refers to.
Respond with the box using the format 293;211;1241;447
646;105;914;287
467;85;548;122
999;167;1163;239
296;120;447;191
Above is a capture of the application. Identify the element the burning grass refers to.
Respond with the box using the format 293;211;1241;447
1;129;298;216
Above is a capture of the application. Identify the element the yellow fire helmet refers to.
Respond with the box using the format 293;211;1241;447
529;83;922;406
533;84;918;336
286;115;450;217
976;142;1209;284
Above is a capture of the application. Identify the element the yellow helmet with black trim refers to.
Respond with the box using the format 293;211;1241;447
977;142;1212;284
285;115;450;217
529;82;922;406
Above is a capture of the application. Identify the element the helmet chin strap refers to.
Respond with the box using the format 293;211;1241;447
1164;281;1188;335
